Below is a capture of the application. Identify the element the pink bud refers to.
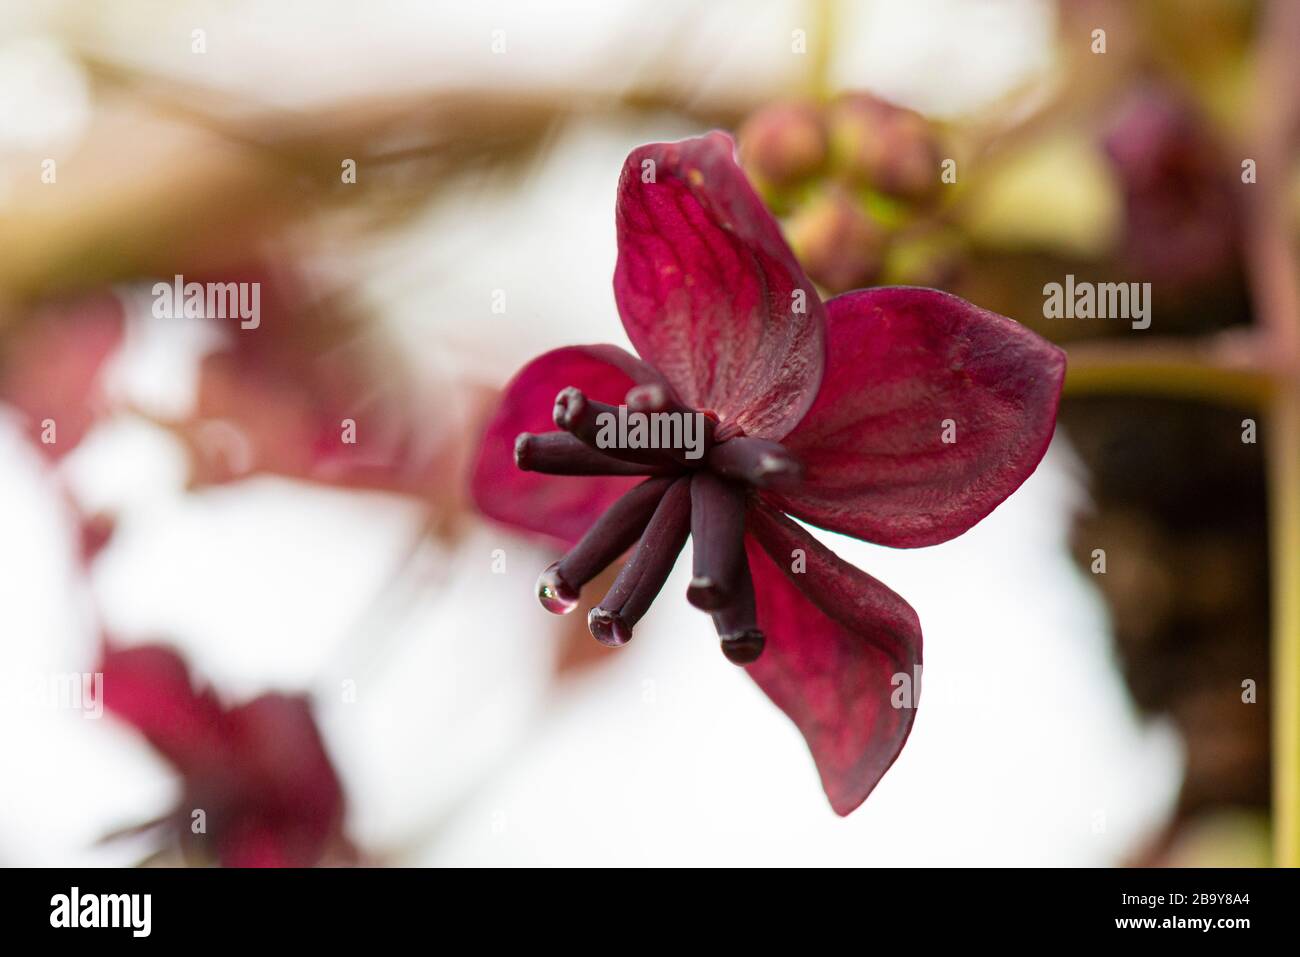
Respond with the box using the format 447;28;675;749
738;99;828;188
785;187;887;293
828;93;941;200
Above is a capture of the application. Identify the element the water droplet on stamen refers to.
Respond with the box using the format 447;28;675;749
536;563;579;614
588;607;633;646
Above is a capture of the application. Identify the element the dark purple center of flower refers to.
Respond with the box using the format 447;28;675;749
513;383;803;665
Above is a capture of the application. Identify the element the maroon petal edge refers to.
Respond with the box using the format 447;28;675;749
470;344;663;547
744;502;922;815
769;287;1066;548
614;132;825;440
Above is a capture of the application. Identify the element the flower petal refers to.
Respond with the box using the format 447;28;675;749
220;694;346;866
99;644;226;774
471;345;663;546
769;287;1065;547
215;825;293;868
0;292;124;459
744;504;922;815
614;132;825;439
178;263;475;505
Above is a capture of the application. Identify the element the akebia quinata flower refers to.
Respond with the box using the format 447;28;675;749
99;644;351;866
472;132;1065;814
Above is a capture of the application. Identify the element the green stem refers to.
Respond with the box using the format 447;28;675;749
806;0;836;100
1063;339;1272;407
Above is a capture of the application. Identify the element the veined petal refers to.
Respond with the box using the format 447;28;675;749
614;132;825;440
769;287;1065;548
471;345;663;546
744;503;922;816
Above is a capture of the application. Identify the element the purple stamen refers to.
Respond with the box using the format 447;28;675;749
687;471;747;611
552;387;675;467
536;476;674;614
625;383;703;425
588;477;692;645
710;552;765;665
720;629;766;665
586;607;633;647
515;431;666;476
706;436;803;490
527;385;794;655
624;382;674;413
626;383;718;462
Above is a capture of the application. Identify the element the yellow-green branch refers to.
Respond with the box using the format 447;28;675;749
1268;386;1300;866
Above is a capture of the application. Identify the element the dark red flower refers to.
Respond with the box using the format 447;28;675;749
99;644;351;866
174;266;459;494
471;133;1065;814
1101;86;1238;287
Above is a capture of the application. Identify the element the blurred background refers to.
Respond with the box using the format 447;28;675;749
0;0;1292;866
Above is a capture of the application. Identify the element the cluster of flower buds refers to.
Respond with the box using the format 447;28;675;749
738;93;959;293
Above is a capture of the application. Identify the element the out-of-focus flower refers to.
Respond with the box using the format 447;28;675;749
0;291;124;459
1101;86;1239;287
155;264;485;540
739;93;957;293
100;644;351;867
471;133;1065;814
76;508;116;566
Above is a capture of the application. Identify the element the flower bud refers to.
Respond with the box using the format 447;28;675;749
828;93;942;201
738;99;828;189
785;186;887;293
1101;86;1235;286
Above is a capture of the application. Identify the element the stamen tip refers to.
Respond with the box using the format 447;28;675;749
553;387;585;430
588;607;633;647
536;563;580;614
626;382;668;412
720;629;765;665
755;454;803;489
513;432;534;469
686;575;729;611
